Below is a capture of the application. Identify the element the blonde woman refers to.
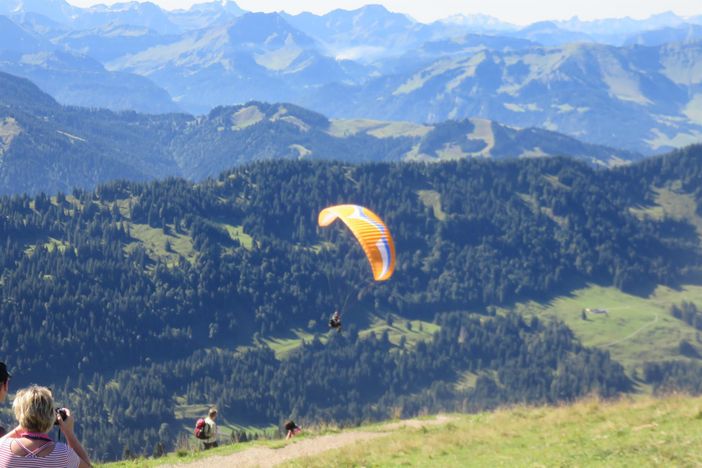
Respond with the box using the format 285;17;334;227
0;385;91;467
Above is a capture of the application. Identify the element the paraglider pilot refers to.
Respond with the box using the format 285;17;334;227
329;310;342;332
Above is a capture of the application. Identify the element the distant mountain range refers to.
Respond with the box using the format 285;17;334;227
2;0;697;45
107;13;361;113
0;1;701;153
624;23;702;47
0;71;639;195
308;41;702;155
281;5;432;62
0;14;179;113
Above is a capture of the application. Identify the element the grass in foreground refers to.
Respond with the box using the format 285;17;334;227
98;437;273;468
102;395;702;467
292;395;702;467
98;422;341;467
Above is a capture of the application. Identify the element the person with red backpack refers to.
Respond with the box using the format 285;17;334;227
194;408;218;449
194;419;208;441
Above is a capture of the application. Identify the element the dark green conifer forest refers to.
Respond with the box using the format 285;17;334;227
0;146;701;460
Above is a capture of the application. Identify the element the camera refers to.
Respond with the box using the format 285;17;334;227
54;408;67;425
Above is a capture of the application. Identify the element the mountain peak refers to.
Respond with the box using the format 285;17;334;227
440;13;515;30
357;4;391;13
1;0;75;24
521;20;560;31
227;10;306;37
648;11;682;21
325;3;411;22
88;1;161;13
0;14;51;52
328;4;390;15
187;0;246;15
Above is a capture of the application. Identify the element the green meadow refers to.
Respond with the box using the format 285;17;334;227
261;314;440;359
512;284;702;373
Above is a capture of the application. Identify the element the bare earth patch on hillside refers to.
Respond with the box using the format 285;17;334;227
164;415;452;468
0;117;21;155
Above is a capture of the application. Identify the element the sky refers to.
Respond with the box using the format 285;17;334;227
65;0;702;25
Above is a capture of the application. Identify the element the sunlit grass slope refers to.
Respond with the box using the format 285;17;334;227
294;395;702;467
101;395;702;467
98;438;282;468
513;284;702;373
261;313;439;359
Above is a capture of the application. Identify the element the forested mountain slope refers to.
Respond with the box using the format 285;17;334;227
0;72;639;195
0;72;188;194
0;147;700;460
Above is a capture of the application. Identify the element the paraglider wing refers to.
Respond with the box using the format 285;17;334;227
318;204;395;281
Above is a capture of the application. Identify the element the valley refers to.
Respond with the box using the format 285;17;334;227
0;1;701;464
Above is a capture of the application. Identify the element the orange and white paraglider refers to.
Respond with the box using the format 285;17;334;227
318;204;395;281
318;204;395;332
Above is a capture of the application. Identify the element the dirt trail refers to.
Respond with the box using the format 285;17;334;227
604;311;659;347
165;415;452;468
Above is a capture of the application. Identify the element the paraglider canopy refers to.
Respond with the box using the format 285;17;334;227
318;204;395;281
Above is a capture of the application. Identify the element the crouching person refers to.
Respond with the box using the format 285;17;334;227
284;420;301;440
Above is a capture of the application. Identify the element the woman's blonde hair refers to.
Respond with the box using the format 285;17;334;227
12;385;55;433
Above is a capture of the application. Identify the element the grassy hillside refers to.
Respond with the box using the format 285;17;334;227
99;394;702;467
258;313;440;359
261;281;702;387
301;395;702;467
511;284;702;374
257;280;702;386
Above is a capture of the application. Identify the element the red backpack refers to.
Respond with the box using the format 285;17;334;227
194;418;210;439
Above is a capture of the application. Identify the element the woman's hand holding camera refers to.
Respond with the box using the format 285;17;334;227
55;407;75;434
